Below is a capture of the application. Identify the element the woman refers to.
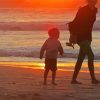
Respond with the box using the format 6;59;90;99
70;0;100;84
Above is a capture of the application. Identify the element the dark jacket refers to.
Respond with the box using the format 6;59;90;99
69;5;97;43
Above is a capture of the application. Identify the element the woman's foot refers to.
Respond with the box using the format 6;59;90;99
43;81;47;85
71;80;82;84
92;79;100;84
52;82;57;85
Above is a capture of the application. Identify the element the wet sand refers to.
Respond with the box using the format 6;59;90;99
0;63;100;100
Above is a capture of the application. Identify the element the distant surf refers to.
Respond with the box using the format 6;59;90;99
0;8;99;62
0;21;100;31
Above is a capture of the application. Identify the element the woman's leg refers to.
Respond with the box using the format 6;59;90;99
72;42;87;84
85;42;100;83
85;42;96;81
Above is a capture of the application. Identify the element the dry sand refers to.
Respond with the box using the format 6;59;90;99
0;63;100;100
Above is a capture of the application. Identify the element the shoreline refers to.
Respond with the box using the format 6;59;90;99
0;61;100;73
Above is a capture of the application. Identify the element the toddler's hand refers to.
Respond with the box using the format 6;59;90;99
40;56;43;59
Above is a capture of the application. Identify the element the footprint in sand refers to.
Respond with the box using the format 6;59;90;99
34;93;40;96
32;93;42;100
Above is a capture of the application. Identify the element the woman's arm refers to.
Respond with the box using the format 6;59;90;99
58;42;64;56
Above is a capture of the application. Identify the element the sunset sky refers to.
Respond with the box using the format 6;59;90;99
0;0;99;8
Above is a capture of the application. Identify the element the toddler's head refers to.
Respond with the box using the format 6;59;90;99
48;28;60;39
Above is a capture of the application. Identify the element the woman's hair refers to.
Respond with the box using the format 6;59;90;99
87;0;97;4
48;28;60;38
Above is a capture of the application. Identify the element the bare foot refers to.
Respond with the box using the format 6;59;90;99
92;79;100;84
52;82;57;85
43;82;47;85
71;80;82;84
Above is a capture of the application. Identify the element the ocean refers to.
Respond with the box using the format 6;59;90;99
0;8;100;71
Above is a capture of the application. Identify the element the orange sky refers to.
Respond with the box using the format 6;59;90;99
0;0;99;8
26;0;76;7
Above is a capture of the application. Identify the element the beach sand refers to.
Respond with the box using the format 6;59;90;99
0;62;100;100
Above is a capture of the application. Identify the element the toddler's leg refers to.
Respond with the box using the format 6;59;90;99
44;69;49;85
52;71;57;85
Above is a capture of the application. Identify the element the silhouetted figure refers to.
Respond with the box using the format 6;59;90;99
70;0;100;84
40;28;63;85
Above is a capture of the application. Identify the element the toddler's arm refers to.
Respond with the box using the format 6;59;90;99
40;40;47;59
